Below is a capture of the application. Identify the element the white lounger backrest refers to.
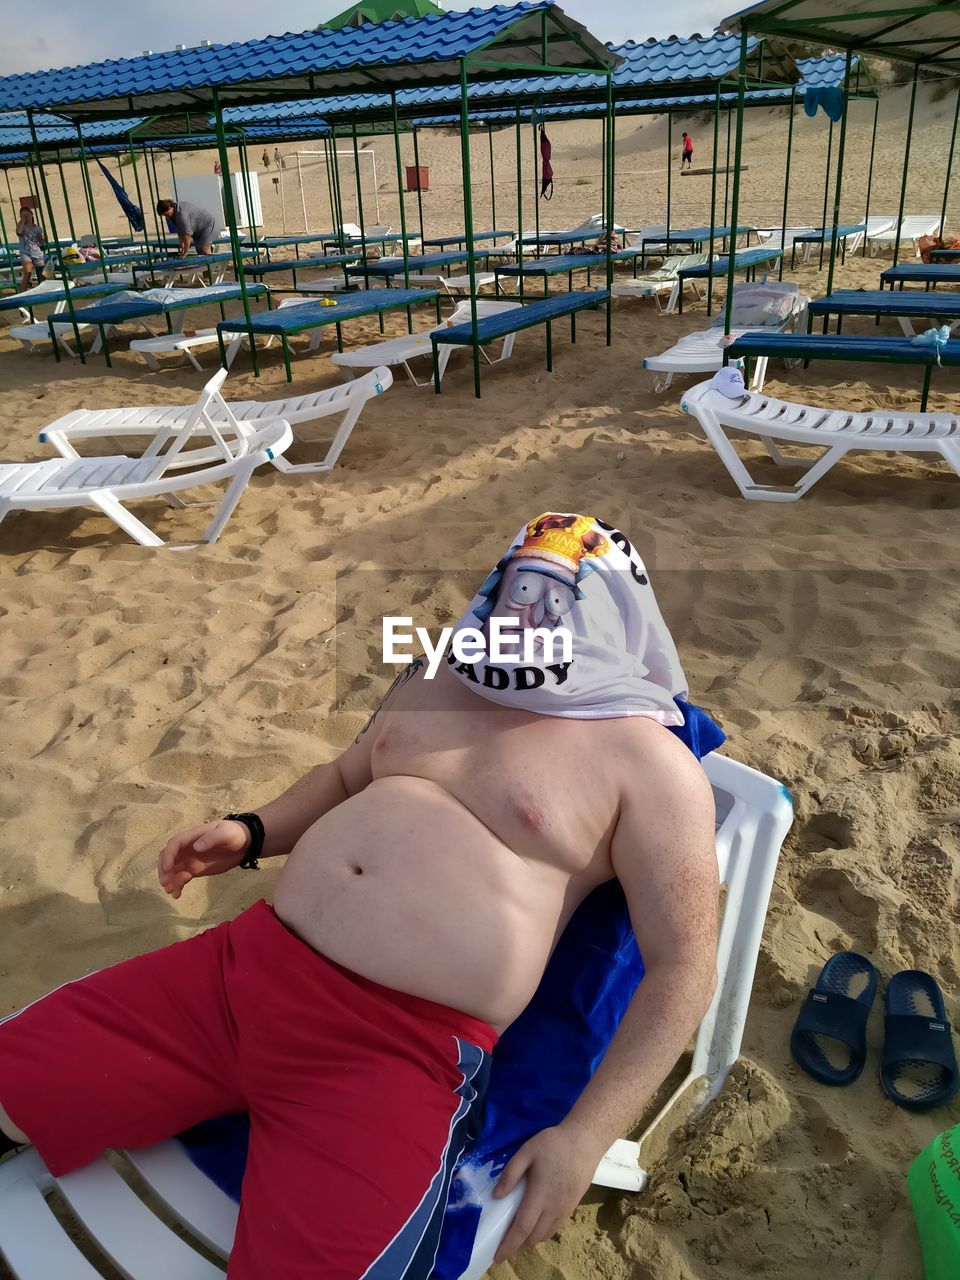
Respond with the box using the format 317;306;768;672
139;370;255;478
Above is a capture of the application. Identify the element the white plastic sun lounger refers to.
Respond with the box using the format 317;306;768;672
331;300;522;386
643;285;809;392
0;752;791;1280
43;365;394;478
680;380;960;500
868;215;942;257
0;370;292;547
128;299;322;371
6;320;117;358
610;254;711;312
402;271;496;295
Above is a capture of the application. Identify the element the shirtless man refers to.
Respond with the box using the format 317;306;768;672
0;513;719;1280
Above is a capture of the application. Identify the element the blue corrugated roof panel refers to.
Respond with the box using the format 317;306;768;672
0;4;617;116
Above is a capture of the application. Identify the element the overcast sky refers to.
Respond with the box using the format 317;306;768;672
0;1;733;77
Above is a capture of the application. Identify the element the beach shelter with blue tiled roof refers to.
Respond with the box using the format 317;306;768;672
718;0;960;329
0;3;621;393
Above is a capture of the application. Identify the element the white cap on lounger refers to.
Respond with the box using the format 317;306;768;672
708;367;747;398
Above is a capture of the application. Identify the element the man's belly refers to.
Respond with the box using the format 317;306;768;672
272;776;570;1031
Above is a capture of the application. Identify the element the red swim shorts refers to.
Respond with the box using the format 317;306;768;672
0;900;496;1279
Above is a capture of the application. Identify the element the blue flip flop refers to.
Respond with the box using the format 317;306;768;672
881;970;959;1112
790;952;877;1085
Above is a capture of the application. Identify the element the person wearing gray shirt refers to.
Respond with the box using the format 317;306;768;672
155;198;219;255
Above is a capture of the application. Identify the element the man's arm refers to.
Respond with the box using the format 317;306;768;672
157;658;423;896
493;738;719;1261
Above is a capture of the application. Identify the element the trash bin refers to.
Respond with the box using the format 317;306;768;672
405;165;429;192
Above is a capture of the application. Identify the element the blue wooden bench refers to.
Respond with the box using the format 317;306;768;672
430;289;609;393
677;249;783;312
723;330;960;410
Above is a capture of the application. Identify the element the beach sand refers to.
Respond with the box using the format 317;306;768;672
1;75;959;1279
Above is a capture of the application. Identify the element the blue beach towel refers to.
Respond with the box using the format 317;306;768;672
96;160;144;233
177;697;724;1277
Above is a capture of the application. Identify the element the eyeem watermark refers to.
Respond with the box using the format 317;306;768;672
383;616;573;679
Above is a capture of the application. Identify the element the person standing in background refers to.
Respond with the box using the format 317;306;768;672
262;149;271;170
681;132;694;172
274;147;285;170
15;205;45;289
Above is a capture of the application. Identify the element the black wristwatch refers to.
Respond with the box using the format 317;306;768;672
224;812;265;870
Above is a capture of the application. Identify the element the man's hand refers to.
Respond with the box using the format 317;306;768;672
157;820;250;899
491;1124;601;1263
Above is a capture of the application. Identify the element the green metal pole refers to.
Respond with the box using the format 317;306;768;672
600;114;605;236
140;144;162;245
330;123;347;246
723;109;732;226
126;133;154;271
706;86;721;316
605;71;614;346
893;65;920;267
412;125;426;245
515;109;524;297
533;110;541;255
28;110;84;361
76;124;108;282
213;89;259;376
55;152;76;241
666;113;672;247
488;126;497;232
458;60;481;397
825;48;854;299
861;99;879;256
818;118;834;270
723;32;748;335
778;88;796;281
322;137;337;239
0;172;13;278
351;117;370;288
940;83;960;237
169;149;179;200
238;139;259;260
390;92;411;323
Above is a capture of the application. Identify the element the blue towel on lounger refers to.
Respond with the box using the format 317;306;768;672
177;696;724;1277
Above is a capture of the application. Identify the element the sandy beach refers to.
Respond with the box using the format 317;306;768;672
1;71;959;1280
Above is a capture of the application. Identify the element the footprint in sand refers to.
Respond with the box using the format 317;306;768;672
795;866;881;955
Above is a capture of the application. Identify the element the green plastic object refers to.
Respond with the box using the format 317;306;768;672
908;1124;960;1280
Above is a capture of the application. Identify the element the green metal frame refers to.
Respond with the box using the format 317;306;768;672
817;117;834;270
212;87;259;376
862;96;879;255
457;58;481;397
27;109;85;361
893;65;920;265
723;32;749;335
778;88;796;281
941;82;960;236
824;48;855;299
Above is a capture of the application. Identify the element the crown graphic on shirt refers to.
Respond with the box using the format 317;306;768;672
512;513;610;577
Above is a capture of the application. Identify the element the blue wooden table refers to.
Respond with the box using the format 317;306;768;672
723;330;960;410
880;263;960;291
217;287;439;381
0;282;126;319
421;229;515;250
677;248;783;313
807;289;960;335
494;249;640;296
790;223;867;269
345;251;476;284
243;254;357;288
643;224;753;261
48;284;267;367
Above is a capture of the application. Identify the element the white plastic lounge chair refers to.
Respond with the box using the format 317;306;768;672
43;365;394;478
753;226;816;253
0;752;791;1279
611;253;711;313
0;280;74;326
680;380;960;500
331;299;522;386
6;320;116;358
403;271;496;295
868;215;942;257
643;282;809;392
128;299;319;371
0;370;292;547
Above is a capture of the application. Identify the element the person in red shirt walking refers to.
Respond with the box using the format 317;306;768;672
681;132;694;172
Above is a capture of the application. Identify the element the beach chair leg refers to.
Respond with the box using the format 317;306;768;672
100;325;112;369
750;356;769;392
217;330;228;370
435;297;442;324
571;312;576;344
920;366;932;412
406;305;413;335
282;336;293;383
90;493;166;547
546;320;553;372
938;440;960;479
336;323;344;353
432;341;441;394
198;464;257;545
